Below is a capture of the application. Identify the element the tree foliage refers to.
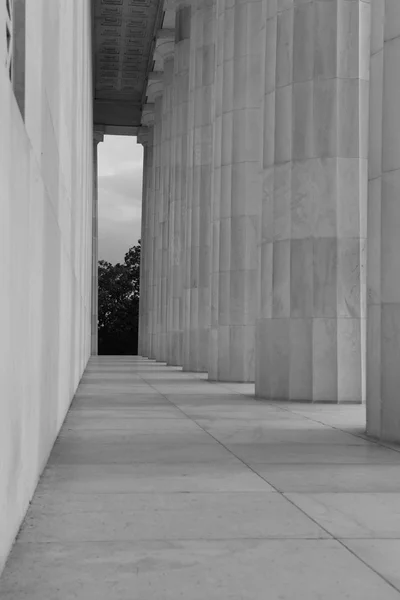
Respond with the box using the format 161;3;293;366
98;241;141;355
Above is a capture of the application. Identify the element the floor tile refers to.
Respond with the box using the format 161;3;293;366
199;423;369;445
1;540;399;600
252;464;400;492
61;416;200;433
48;443;232;465
342;540;400;592
36;462;274;493
226;443;400;464
286;493;400;538
2;356;400;599
19;492;326;542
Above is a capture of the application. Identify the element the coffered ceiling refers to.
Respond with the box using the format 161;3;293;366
92;0;163;134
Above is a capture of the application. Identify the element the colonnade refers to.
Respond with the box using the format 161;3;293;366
137;0;400;442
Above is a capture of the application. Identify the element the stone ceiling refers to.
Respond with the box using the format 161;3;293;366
93;0;163;134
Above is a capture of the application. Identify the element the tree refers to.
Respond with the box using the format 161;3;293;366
98;241;141;355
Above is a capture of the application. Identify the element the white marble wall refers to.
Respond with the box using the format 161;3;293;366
367;0;400;441
91;135;103;356
255;0;370;402
0;0;93;570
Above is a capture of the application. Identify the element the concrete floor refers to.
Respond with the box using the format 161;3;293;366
2;357;400;599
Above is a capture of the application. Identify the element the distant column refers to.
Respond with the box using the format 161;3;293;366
140;106;155;358
209;0;263;381
183;0;216;372
169;1;191;366
146;74;164;359
209;0;225;379
256;0;369;402
137;126;152;357
155;33;175;363
91;129;104;356
182;2;197;371
162;56;176;364
367;0;400;440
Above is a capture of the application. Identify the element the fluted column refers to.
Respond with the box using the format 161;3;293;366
183;0;216;372
158;47;175;362
163;56;176;365
146;75;164;359
154;93;164;361
137;129;149;356
91;130;104;356
209;0;224;379
166;53;177;365
256;0;370;402
182;3;196;371
169;1;191;366
198;0;215;371
141;106;156;358
367;0;400;440
209;0;262;381
137;117;154;358
150;33;175;363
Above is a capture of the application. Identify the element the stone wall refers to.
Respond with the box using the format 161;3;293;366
0;0;93;570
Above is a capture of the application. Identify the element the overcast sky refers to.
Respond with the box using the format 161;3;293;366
98;135;143;265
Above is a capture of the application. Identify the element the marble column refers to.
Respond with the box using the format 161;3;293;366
255;0;370;402
158;46;175;363
137;129;148;357
163;56;177;365
367;0;400;440
198;0;215;372
209;0;224;379
182;2;196;372
183;0;216;372
169;1;191;366
91;130;104;356
137;124;154;357
154;93;164;361
146;75;164;360
209;0;263;381
141;106;155;358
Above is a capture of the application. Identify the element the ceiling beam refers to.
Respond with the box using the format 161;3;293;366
93;100;142;129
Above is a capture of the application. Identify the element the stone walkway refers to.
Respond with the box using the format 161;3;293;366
1;356;400;599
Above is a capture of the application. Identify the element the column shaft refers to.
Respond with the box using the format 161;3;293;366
138;143;148;356
152;96;163;359
183;0;216;372
367;0;400;440
209;0;225;379
209;0;263;381
160;57;174;362
137;125;155;358
256;0;370;402
145;129;155;357
183;4;196;370
169;2;191;366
